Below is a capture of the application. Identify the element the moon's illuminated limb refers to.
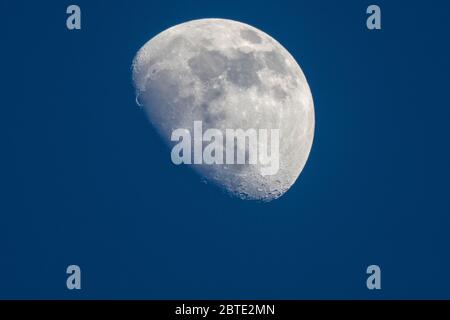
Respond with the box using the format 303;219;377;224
132;19;315;201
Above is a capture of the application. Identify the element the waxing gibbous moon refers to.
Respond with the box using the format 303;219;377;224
132;18;314;201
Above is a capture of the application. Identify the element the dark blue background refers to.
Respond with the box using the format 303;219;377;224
1;0;449;299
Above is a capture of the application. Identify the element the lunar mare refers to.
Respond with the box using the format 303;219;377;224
132;18;314;201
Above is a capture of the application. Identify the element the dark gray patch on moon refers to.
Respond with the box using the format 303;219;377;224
188;50;228;82
227;51;263;88
240;29;262;44
189;49;264;89
271;85;288;101
204;86;223;101
263;50;289;75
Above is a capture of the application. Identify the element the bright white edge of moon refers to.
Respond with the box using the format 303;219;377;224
132;18;315;202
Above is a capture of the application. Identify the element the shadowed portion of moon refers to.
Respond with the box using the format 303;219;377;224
132;18;315;201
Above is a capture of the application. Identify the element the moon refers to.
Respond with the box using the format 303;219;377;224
132;19;314;201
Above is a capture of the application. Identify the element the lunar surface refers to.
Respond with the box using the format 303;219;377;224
132;19;314;201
